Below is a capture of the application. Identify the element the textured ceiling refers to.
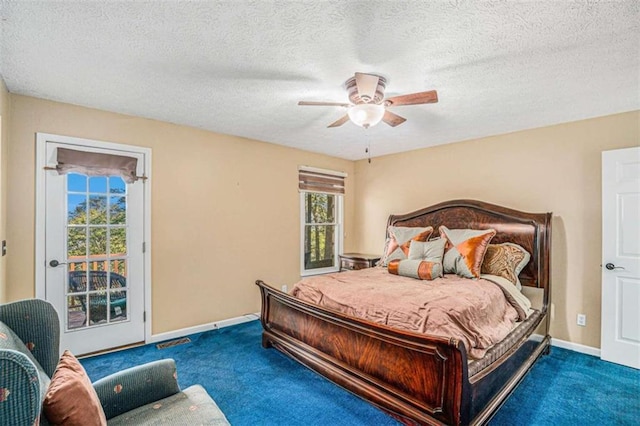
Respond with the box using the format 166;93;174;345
0;1;638;160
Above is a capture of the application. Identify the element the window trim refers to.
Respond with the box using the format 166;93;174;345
300;192;343;277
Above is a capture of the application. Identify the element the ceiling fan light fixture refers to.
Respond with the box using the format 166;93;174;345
347;103;385;129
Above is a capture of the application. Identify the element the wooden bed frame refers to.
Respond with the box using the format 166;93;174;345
256;199;552;425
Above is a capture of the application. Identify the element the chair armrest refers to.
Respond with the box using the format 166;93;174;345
0;299;60;378
0;350;43;426
92;359;181;420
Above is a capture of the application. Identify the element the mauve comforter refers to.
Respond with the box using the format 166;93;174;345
291;267;529;359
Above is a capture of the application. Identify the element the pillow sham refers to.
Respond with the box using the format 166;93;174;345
408;238;446;263
379;226;433;266
440;226;496;279
481;242;530;290
388;259;443;280
43;350;107;426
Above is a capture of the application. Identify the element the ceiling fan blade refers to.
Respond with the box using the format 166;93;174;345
327;115;350;128
382;110;407;127
385;90;438;106
355;72;380;101
299;101;351;107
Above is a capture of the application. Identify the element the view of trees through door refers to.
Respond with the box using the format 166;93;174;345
66;173;129;330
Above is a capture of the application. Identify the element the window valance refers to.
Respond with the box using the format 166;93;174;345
45;148;144;183
298;166;346;195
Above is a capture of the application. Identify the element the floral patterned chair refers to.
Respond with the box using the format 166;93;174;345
0;299;229;425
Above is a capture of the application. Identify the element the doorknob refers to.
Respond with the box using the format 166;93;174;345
49;260;67;267
605;263;625;271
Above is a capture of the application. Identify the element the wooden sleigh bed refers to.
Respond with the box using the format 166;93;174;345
256;200;551;425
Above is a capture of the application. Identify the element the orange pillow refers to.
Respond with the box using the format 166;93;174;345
379;226;433;266
388;259;443;280
43;350;107;426
440;227;496;279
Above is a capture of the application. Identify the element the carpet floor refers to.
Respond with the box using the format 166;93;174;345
81;320;640;425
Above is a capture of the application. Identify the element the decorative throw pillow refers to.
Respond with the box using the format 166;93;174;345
408;238;447;263
481;243;531;290
379;226;433;266
388;259;443;280
43;350;107;426
439;226;496;279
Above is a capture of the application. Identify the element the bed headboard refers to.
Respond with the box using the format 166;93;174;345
387;200;551;292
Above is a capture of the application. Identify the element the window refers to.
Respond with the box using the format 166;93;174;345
299;167;345;275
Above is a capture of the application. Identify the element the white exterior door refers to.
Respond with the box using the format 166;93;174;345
601;146;640;369
38;135;148;355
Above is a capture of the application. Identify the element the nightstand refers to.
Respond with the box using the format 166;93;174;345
339;253;381;271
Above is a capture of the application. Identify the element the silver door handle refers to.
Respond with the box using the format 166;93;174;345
605;263;625;271
49;260;67;267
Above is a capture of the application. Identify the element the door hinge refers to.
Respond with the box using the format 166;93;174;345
143;311;146;322
142;242;146;253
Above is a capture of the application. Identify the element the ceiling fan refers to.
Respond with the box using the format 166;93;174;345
298;72;438;129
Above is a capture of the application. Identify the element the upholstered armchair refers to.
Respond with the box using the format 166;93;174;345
0;299;229;425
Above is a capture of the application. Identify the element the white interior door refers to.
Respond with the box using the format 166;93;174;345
43;140;146;355
601;146;640;369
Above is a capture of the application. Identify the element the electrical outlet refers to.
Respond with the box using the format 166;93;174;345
577;314;586;327
281;284;288;293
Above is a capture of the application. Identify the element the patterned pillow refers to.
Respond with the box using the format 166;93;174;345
481;243;531;290
439;226;496;279
408;238;446;263
379;226;433;266
43;350;107;426
388;259;443;280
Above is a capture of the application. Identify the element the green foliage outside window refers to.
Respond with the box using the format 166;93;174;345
304;192;336;270
67;191;127;275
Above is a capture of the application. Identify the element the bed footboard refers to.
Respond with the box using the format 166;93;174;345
256;280;472;425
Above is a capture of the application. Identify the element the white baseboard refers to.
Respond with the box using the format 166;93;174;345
148;312;260;344
551;337;601;357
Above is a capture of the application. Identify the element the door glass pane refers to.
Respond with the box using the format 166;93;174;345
68;227;87;257
68;194;87;224
88;262;108;291
110;196;126;224
109;290;127;323
68;268;86;293
109;263;127;290
67;173;87;192
110;228;126;255
89;176;107;193
68;261;86;272
89;195;108;224
109;176;126;194
89;227;107;256
110;259;126;279
68;295;86;330
88;292;107;325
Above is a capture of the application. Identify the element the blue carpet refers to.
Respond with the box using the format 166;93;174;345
81;320;640;425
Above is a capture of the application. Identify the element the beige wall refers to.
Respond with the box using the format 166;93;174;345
6;91;638;349
0;78;10;303
7;95;355;334
353;110;640;349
